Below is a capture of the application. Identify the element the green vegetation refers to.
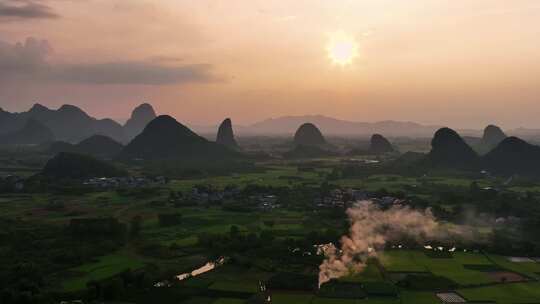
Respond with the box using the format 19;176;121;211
3;148;540;304
399;291;440;304
271;293;313;304
62;253;145;291
459;282;540;303
486;254;540;279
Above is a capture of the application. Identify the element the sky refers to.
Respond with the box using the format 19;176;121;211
0;0;539;129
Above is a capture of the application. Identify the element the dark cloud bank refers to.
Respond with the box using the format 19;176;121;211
0;0;58;21
0;37;218;85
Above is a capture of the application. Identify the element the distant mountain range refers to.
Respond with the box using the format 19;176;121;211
0;104;125;143
0;103;156;144
191;115;444;137
190;115;540;139
2;104;540;143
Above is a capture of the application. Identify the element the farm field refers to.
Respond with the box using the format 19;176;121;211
169;165;331;191
134;248;540;303
458;282;540;303
61;253;146;292
4;161;540;304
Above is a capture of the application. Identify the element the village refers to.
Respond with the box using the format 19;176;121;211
82;176;168;188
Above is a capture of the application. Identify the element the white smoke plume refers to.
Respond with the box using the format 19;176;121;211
318;200;462;286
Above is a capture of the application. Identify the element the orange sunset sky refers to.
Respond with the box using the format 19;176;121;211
1;0;539;128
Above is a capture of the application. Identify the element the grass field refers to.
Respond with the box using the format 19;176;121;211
487;254;540;280
399;291;440;304
61;253;146;292
380;250;498;285
171;250;540;304
458;282;540;303
379;250;428;273
197;265;272;294
140;206;314;246
212;299;246;304
333;174;501;193
311;298;358;304
208;280;260;293
271;292;314;304
168;166;329;191
333;174;418;192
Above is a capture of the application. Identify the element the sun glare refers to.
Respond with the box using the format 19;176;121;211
326;31;359;66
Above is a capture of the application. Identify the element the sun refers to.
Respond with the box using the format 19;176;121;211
326;31;359;66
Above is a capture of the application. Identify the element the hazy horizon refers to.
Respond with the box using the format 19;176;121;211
2;0;540;129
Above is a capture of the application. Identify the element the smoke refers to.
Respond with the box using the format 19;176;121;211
318;200;468;286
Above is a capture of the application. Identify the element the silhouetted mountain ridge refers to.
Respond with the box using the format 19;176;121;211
294;123;327;147
41;152;127;179
216;118;239;149
0;104;125;143
119;115;239;161
49;135;124;158
425;127;479;168
124;103;157;140
0;119;54;145
483;137;540;176
482;125;507;148
369;134;395;154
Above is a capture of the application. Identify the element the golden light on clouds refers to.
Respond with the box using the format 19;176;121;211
1;1;540;127
326;31;359;66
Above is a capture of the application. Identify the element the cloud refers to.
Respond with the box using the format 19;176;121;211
54;62;217;85
0;37;52;72
0;37;219;85
0;0;59;21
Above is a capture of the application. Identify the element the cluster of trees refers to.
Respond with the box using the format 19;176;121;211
69;218;126;238
85;269;149;301
196;225;340;272
116;187;161;199
1;262;49;304
158;213;182;227
0;218;126;304
197;226;276;256
266;273;317;291
143;159;261;179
